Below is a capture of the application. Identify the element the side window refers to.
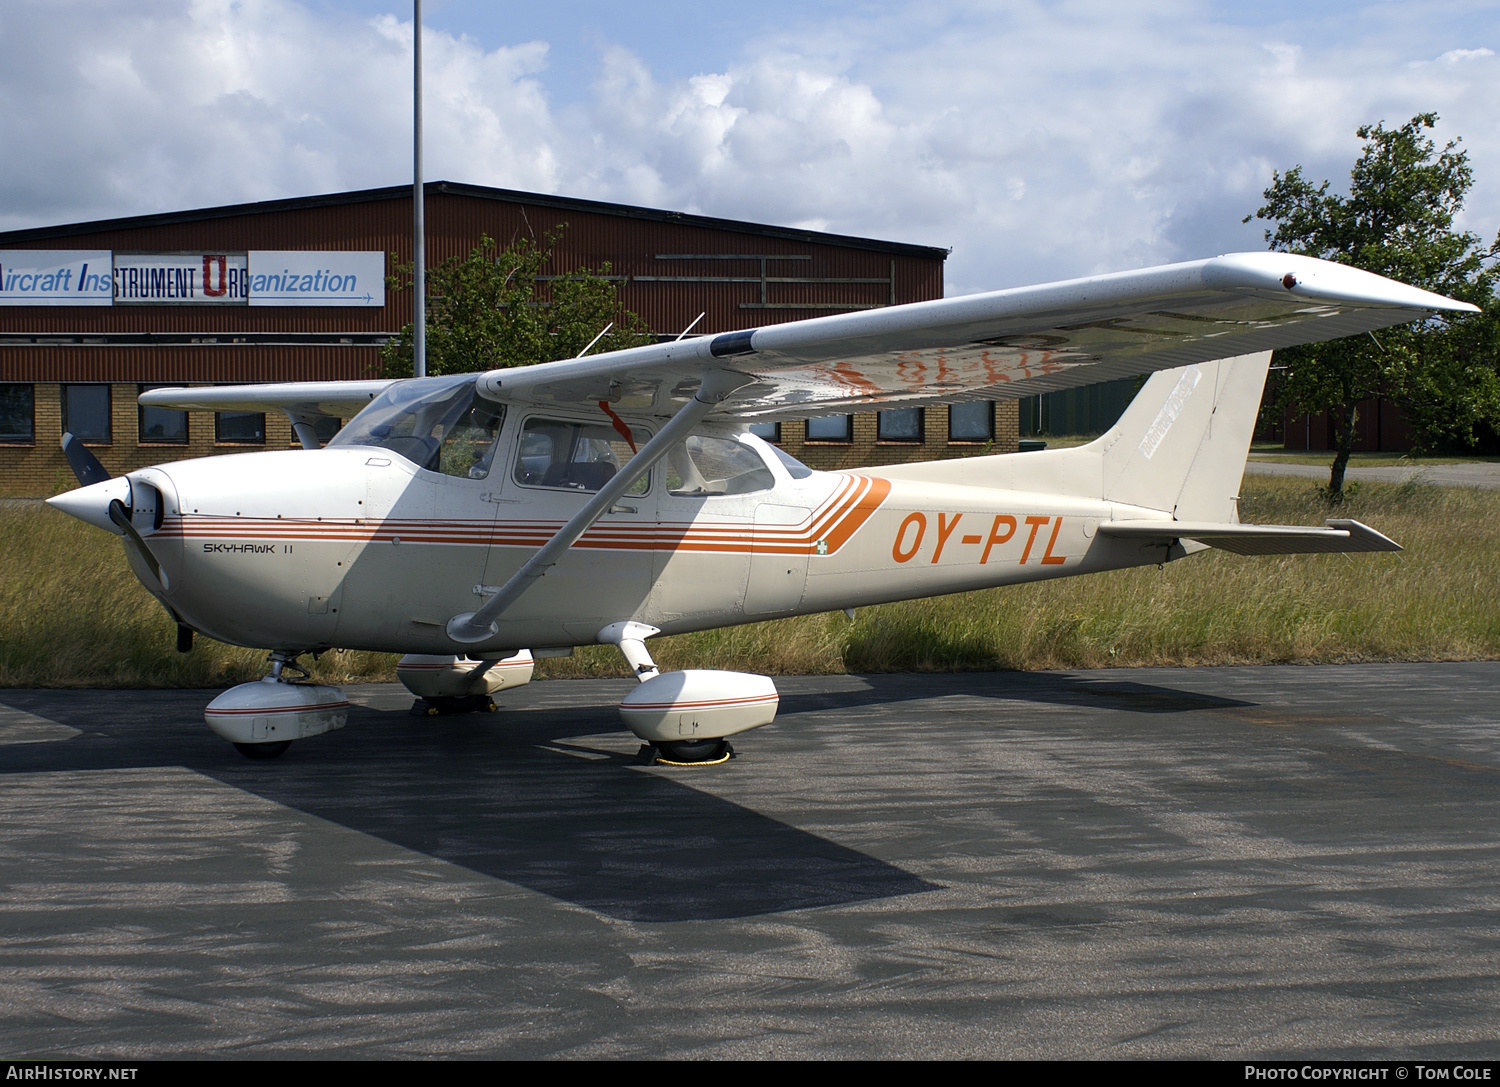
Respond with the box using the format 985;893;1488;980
666;435;775;497
513;418;649;495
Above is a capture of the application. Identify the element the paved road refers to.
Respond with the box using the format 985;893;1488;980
1245;459;1500;490
3;665;1500;1059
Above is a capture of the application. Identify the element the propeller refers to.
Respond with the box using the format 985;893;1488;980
50;440;171;592
107;498;170;591
60;432;110;487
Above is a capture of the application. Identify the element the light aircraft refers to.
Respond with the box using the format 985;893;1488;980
47;252;1474;763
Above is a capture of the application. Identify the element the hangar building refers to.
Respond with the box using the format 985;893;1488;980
0;182;1019;496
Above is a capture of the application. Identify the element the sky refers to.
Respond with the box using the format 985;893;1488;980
2;0;1498;295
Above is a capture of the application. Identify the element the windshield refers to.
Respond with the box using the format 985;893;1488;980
766;443;814;480
330;375;506;478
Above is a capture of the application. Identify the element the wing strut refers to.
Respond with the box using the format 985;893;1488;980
445;368;754;645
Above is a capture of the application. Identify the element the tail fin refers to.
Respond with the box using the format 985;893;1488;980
872;351;1271;520
1091;351;1270;521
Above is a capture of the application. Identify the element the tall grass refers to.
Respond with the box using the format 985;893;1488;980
5;475;1498;688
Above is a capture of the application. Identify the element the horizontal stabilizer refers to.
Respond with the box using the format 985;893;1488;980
1099;518;1401;555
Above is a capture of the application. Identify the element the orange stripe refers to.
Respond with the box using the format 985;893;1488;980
209;701;349;715
161;475;891;557
621;695;780;710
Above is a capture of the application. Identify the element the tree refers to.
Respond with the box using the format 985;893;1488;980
1246;113;1500;501
380;227;655;378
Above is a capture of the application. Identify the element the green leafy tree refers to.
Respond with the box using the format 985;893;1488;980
380;227;655;378
1246;113;1500;501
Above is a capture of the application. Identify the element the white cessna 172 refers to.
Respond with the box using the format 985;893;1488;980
48;252;1475;762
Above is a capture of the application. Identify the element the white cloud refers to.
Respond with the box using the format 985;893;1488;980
1437;47;1494;65
1;0;1497;296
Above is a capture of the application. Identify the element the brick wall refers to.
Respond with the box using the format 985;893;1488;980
2;383;297;496
777;401;1020;471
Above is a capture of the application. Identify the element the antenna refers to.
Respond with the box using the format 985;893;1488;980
576;322;614;358
674;312;706;341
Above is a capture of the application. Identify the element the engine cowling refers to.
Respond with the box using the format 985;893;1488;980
618;669;779;743
396;651;535;700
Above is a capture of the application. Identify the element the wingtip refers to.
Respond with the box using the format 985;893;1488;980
1208;253;1478;314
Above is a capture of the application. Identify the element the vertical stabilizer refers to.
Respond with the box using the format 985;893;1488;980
1093;351;1270;521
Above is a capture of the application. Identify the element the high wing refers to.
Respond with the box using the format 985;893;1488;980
138;380;393;419
140;251;1474;422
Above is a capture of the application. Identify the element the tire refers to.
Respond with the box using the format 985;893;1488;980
429;694;493;715
654;739;729;763
233;741;292;759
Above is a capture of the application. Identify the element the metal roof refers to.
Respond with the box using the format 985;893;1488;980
0;181;950;262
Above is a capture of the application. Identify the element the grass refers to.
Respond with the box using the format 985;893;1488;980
5;474;1499;689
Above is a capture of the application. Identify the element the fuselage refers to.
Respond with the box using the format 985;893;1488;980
95;408;1176;656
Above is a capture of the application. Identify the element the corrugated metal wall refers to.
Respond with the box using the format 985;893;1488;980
0;345;379;383
0;187;945;383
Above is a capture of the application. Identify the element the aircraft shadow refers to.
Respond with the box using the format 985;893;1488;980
773;670;1257;718
0;687;938;923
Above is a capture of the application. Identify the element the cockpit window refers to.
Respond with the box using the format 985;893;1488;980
766;443;814;480
665;435;776;497
514;417;651;494
330;375;506;478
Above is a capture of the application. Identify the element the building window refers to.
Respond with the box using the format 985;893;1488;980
138;385;188;444
0;385;35;444
878;407;922;442
62;384;111;444
949;401;993;442
312;416;342;444
747;421;781;443
804;414;852;442
216;411;266;444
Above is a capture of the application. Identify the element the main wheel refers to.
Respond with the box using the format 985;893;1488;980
653;739;731;764
233;741;292;759
414;695;497;716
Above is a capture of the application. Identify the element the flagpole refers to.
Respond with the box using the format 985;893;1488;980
412;0;426;379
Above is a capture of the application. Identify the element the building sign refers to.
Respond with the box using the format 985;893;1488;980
248;251;385;307
113;252;249;304
0;250;384;306
0;250;113;305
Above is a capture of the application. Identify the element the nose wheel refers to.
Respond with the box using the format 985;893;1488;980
644;739;735;766
233;741;292;759
207;650;349;760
